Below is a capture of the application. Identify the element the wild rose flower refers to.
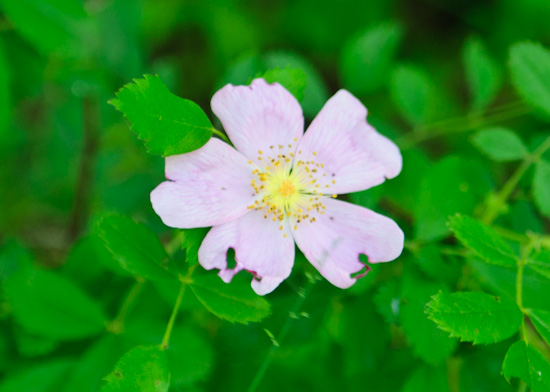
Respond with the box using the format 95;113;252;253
151;79;404;295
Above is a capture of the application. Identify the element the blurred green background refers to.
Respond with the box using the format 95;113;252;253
1;0;550;391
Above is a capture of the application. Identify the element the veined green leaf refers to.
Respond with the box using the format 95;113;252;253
526;309;550;346
472;127;528;162
502;341;550;391
110;75;213;157
427;291;522;345
509;42;550;118
190;273;271;324
448;214;518;267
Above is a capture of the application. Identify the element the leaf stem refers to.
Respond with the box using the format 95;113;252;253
481;135;550;224
398;101;531;149
160;279;187;350
108;278;146;334
211;128;230;143
247;276;318;392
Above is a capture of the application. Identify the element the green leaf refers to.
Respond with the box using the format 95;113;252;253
260;67;307;102
502;341;550;391
373;280;400;325
64;335;121;392
14;331;58;357
0;359;73;392
463;37;502;110
402;364;449;392
340;21;403;95
190;274;271;324
0;0;87;57
264;51;329;117
448;214;518;267
472;127;528;162
400;272;458;365
97;214;175;281
533;159;550;217
102;346;169;392
426;291;523;344
509;42;550;118
6;269;106;340
390;65;438;126
414;245;461;284
528;250;550;279
0;38;11;141
167;326;213;388
109;74;213;157
414;156;493;241
526;309;550;346
182;228;209;267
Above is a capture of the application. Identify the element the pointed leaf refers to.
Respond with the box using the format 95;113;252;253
509;42;550;118
109;75;213;156
448;214;518;267
472;127;528;162
502;341;550;391
101;346;169;392
190;274;271;324
97;214;175;281
526;309;550;346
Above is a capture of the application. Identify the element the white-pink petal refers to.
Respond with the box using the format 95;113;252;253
295;90;402;194
150;138;255;229
211;78;304;165
198;209;295;295
291;198;404;289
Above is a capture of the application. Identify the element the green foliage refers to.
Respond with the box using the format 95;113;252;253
390;65;438;125
463;37;502;110
0;0;86;57
402;364;449;392
0;359;73;392
109;75;214;157
101;346;170;392
526;309;550;346
448;214;518;267
6;269;106;340
260;67;307;102
502;341;550;391
509;42;550;118
340;21;402;95
533;159;550;217
190;274;271;324
414;157;492;241
97;214;175;281
181;228;209;267
472;127;528;162
426;291;523;344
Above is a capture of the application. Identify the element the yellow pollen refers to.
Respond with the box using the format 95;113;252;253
277;179;296;198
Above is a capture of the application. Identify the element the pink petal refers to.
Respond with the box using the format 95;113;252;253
295;90;402;194
291;198;404;289
151;139;256;228
198;209;295;295
211;79;304;164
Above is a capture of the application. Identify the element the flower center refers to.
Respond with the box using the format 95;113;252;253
277;179;296;198
246;146;337;235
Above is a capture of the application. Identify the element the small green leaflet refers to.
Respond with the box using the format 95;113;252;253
426;291;523;345
181;228;209;267
502;341;550;391
509;42;550;118
340;21;403;95
97;214;175;282
390;64;438;126
528;250;550;280
260;67;307;102
6;269;106;341
526;309;550;346
533;159;550;217
101;346;169;392
448;214;518;267
472;127;528;162
462;37;502;110
402;364;449;392
190;274;271;324
109;74;213;157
